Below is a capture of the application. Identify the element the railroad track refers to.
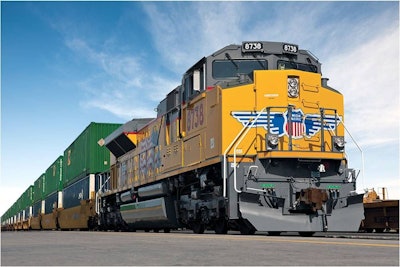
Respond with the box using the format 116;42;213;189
145;229;400;240
252;231;400;240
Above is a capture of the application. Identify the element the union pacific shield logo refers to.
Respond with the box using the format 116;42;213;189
284;109;305;139
232;108;341;139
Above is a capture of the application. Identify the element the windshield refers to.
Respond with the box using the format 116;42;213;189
277;60;318;73
212;59;268;79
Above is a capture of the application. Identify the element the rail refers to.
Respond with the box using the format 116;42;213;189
337;116;365;187
223;106;272;197
232;107;272;194
95;174;111;214
223;115;254;197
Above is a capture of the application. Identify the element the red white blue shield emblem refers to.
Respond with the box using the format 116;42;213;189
283;109;305;139
231;108;341;139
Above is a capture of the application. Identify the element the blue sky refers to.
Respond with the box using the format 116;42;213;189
1;1;399;216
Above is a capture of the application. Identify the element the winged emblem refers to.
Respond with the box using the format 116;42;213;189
232;109;342;139
231;111;284;135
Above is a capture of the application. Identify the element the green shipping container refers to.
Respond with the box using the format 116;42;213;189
13;199;20;219
63;122;122;186
15;194;23;216
20;186;34;211
33;174;45;203
44;156;63;197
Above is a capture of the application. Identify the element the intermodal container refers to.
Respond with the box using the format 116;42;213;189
32;200;42;217
33;174;45;203
20;186;34;215
63;176;90;209
63;122;121;186
44;156;63;198
14;196;22;222
44;192;58;214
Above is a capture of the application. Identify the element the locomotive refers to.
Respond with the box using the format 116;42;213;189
97;41;365;236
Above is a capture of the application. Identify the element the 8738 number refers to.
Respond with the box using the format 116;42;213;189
187;103;204;132
283;44;298;53
243;42;263;51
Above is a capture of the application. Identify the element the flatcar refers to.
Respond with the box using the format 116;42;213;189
97;41;365;236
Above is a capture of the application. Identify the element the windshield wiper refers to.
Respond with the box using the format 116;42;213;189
252;54;267;69
225;53;238;70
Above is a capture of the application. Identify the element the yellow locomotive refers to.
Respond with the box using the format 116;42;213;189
98;41;364;235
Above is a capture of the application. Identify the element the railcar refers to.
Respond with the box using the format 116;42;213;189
30;174;45;230
1;122;121;231
360;188;399;233
4;187;34;231
97;41;365;235
20;186;34;230
40;156;63;230
55;122;121;230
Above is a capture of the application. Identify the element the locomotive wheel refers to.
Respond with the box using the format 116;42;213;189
240;226;256;235
192;222;205;234
268;231;281;236
299;232;315;237
214;219;228;234
238;219;256;235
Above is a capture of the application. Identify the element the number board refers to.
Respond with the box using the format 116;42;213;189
242;42;263;52
282;43;298;54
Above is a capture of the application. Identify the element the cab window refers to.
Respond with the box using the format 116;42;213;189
277;60;317;73
212;59;267;79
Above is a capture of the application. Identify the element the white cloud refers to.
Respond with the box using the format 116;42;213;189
66;38;143;88
142;2;248;72
65;37;180;120
317;13;399;199
324;25;399;148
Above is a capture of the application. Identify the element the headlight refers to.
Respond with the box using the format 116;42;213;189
332;136;345;151
287;77;299;98
266;133;279;150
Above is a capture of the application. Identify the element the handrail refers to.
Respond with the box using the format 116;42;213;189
233;107;269;193
337;116;365;188
223;107;269;197
95;174;111;214
223;116;254;197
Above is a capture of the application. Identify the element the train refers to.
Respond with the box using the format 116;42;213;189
2;41;368;236
1;123;122;231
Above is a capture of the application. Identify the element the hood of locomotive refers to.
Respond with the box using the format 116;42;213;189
221;69;345;157
221;69;364;232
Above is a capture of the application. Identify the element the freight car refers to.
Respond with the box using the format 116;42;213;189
1;122;121;231
56;122;121;230
360;188;399;233
97;41;365;236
